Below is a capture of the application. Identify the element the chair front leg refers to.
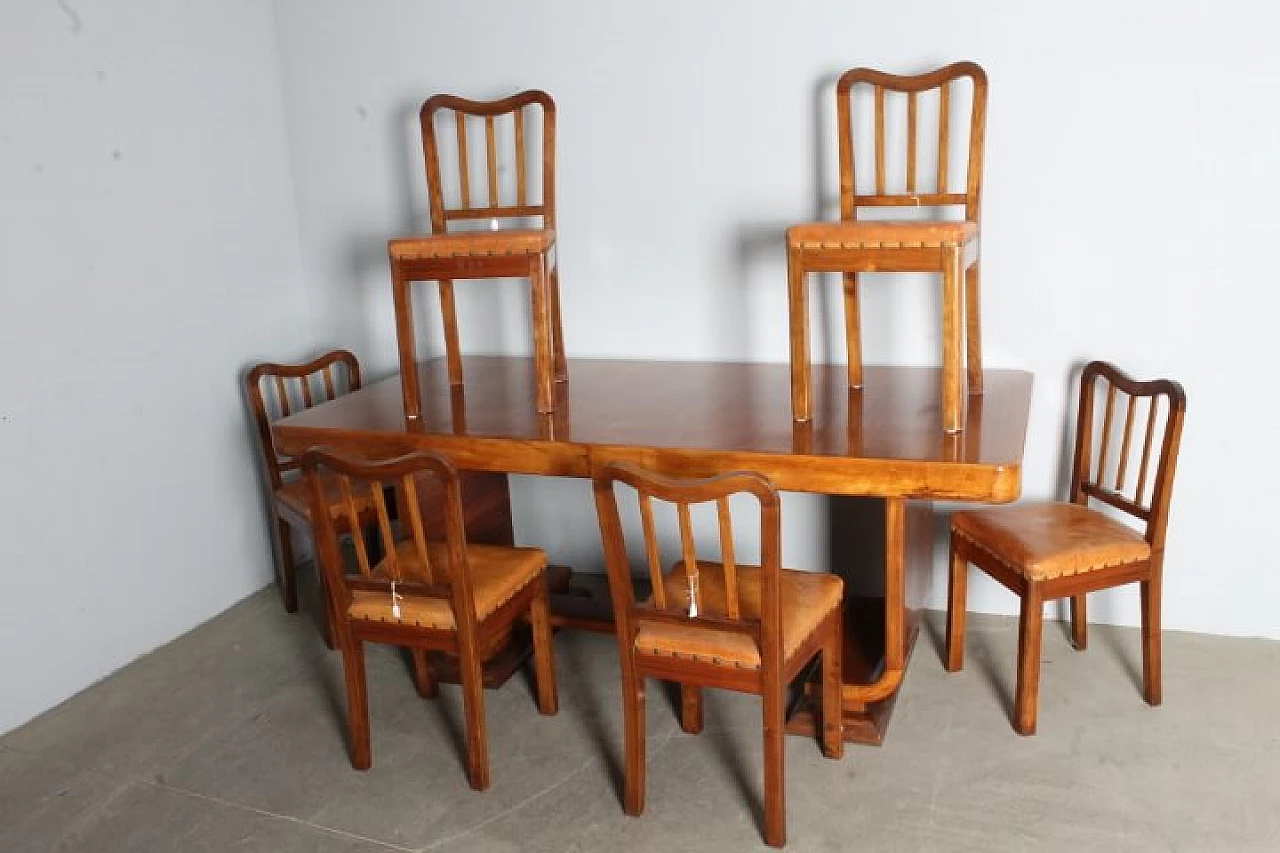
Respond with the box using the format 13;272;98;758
411;648;437;699
964;259;983;394
945;542;968;672
1015;585;1045;736
274;516;298;613
548;261;567;382
340;636;371;770
1141;564;1163;706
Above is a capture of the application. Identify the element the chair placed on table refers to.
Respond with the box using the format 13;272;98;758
391;89;565;419
945;361;1187;734
302;446;558;789
245;350;364;638
592;462;844;848
787;62;987;433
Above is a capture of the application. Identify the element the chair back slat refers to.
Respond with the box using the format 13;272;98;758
301;448;477;624
676;502;701;616
716;497;740;621
937;82;951;192
837;62;986;220
1115;396;1137;490
485;115;500;208
592;462;783;668
455;114;471;209
873;85;887;195
514;109;527;207
906;91;918;193
1135;399;1159;502
401;474;437;585
338;475;375;577
244;351;361;491
1098;384;1117;481
638;495;667;609
1070;361;1187;548
421;91;556;233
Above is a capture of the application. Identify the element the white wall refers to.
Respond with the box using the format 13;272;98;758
0;1;312;732
270;0;1280;640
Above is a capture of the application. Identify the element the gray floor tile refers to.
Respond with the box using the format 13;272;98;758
5;588;1280;852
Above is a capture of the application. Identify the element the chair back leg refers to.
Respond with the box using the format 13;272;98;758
1070;594;1088;650
945;546;969;672
529;581;560;715
680;685;704;734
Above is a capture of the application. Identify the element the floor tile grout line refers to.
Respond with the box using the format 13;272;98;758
147;780;418;852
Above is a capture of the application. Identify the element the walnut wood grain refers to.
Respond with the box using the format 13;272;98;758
272;357;1031;503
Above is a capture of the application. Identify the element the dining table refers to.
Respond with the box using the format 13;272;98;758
271;354;1032;744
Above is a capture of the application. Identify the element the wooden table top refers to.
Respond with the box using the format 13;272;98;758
272;356;1032;501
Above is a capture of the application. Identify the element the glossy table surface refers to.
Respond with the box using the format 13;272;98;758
273;356;1032;502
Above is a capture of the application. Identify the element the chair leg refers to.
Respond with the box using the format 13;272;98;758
1014;586;1045;736
1141;568;1163;706
529;581;559;715
459;645;491;791
941;245;964;433
787;247;811;422
340;636;371;770
1070;594;1088;650
680;685;703;734
964;260;983;395
762;677;787;848
548;262;567;382
821;616;845;760
438;279;463;387
274;517;298;613
945;542;968;672
843;272;863;390
411;648;437;699
529;259;555;414
317;550;338;651
622;665;647;816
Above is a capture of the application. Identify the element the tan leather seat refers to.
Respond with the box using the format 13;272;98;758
634;560;844;670
788;220;977;249
275;471;374;522
349;541;546;630
952;502;1151;581
388;229;555;260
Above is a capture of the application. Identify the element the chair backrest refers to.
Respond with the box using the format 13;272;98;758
1069;361;1187;550
300;447;477;630
420;90;556;234
592;462;784;668
837;61;987;222
245;350;361;491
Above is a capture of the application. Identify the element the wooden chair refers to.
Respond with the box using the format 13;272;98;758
245;350;363;635
788;62;988;433
592;462;844;848
302;446;558;789
391;90;565;419
945;361;1187;734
